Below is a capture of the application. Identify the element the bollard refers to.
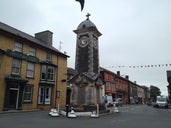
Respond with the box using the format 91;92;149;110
68;109;77;118
66;104;69;117
91;104;99;118
49;108;54;115
113;103;119;113
51;108;59;117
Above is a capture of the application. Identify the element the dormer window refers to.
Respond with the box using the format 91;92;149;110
46;53;52;62
14;42;22;52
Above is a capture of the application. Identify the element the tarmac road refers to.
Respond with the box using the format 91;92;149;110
0;105;171;128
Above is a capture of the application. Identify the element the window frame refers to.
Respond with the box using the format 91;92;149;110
28;47;36;56
47;66;55;81
41;65;55;81
46;53;52;62
11;58;21;75
26;62;35;78
41;65;47;80
38;86;52;105
14;42;22;52
23;84;33;103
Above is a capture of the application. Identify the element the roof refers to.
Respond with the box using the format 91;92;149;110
0;22;69;58
68;72;101;83
100;67;143;87
77;18;96;30
67;67;78;76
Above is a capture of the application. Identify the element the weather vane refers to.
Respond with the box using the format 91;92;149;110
75;0;85;11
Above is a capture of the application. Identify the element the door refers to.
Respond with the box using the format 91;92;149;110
9;89;19;109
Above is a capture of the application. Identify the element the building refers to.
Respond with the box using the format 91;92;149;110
142;86;150;104
100;68;116;100
68;14;104;106
0;22;68;111
136;85;145;104
115;71;129;104
128;81;138;104
167;70;171;104
100;68;129;104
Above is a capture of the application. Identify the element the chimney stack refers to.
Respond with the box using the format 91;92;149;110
117;71;120;76
35;30;53;46
125;75;129;80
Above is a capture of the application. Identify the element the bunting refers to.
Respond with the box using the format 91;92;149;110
107;64;171;69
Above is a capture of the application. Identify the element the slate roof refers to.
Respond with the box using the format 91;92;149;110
0;21;69;58
77;18;96;30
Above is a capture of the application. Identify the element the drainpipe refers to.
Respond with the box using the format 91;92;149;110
55;56;59;109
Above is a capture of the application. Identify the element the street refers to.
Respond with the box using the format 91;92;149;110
0;105;171;128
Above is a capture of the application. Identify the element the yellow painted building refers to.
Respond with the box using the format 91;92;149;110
0;22;68;111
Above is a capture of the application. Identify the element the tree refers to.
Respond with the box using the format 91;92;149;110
150;85;161;101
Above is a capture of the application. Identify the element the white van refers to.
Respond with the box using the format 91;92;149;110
155;95;168;108
103;95;113;107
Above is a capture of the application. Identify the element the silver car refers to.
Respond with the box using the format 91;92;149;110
113;98;122;107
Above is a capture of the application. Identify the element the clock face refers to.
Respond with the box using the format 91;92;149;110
79;36;88;47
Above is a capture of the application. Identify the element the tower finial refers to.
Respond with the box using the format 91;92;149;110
86;13;91;20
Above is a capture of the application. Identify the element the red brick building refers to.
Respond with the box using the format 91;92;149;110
115;71;129;104
100;68;129;104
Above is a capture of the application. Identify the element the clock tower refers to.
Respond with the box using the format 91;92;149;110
73;13;102;75
69;13;103;105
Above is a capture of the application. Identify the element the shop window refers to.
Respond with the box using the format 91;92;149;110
38;86;52;105
23;85;33;103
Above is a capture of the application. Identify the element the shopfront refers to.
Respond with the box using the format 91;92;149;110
3;75;28;111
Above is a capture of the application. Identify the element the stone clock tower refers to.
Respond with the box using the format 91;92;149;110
69;14;104;105
73;13;102;75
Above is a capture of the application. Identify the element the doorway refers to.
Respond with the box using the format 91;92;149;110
9;88;19;109
4;76;28;111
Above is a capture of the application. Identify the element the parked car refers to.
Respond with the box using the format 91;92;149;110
147;101;152;106
113;98;122;107
152;101;157;108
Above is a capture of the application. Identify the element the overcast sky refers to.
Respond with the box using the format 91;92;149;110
0;0;171;95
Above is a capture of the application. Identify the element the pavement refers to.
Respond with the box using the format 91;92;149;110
0;107;118;116
0;109;41;114
1;104;170;115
